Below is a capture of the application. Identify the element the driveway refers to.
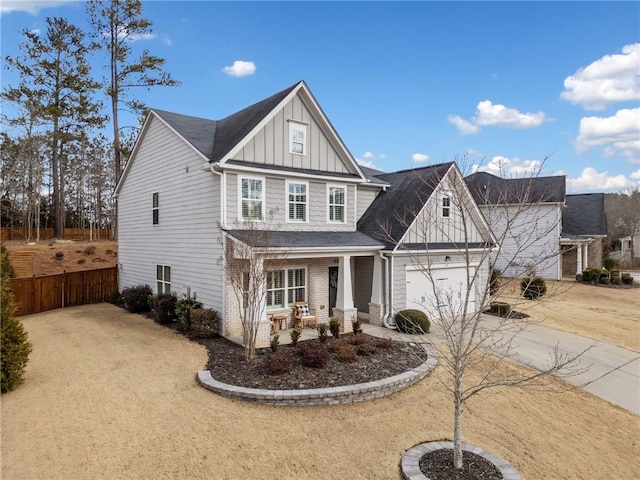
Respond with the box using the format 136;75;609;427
429;316;640;415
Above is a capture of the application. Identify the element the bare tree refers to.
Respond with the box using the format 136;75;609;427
605;188;640;266
221;211;288;361
379;160;591;470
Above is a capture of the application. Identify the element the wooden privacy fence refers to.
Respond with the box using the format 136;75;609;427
1;227;111;242
8;267;118;316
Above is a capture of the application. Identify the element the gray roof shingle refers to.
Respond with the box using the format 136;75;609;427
225;230;383;249
465;171;566;205
562;193;607;236
357;162;454;247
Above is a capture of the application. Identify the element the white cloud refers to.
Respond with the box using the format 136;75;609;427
412;153;429;163
472;155;544;177
161;35;172;46
222;60;256;78
356;151;386;169
631;169;640;180
357;159;378;169
575;107;640;162
447;114;480;135
0;0;76;15
362;151;375;159
561;43;640;110
566;167;638;193
449;101;546;134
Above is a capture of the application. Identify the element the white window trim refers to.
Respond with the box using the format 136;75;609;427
152;192;159;225
286;180;309;224
262;266;308;310
289;121;307;156
238;175;265;222
156;264;171;294
441;194;451;219
327;184;347;224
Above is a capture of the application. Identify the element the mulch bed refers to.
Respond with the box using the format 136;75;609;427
196;334;427;390
419;448;503;480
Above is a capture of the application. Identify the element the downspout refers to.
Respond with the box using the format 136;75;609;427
209;162;225;335
382;252;396;329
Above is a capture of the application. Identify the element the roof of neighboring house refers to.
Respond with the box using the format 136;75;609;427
562;193;607;237
357;162;455;247
359;166;390;186
152;82;300;163
224;230;384;249
465;171;566;205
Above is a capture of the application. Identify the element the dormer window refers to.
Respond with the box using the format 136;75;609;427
289;122;306;155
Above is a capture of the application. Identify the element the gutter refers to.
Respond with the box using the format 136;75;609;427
382;252;396;329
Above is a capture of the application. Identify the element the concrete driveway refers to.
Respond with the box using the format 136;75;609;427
430;316;640;415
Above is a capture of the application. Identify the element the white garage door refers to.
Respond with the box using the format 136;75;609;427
406;266;476;320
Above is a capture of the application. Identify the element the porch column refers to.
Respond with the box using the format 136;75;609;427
335;255;357;333
369;255;384;326
575;244;583;281
251;257;271;348
582;243;589;269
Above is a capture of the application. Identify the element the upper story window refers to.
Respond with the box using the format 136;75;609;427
240;176;264;221
287;181;308;222
156;264;171;294
442;196;451;218
328;185;346;223
289;122;307;155
152;192;159;225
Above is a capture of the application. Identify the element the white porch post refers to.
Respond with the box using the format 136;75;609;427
252;256;271;348
369;255;384;326
576;244;583;278
335;255;357;333
582;243;589;269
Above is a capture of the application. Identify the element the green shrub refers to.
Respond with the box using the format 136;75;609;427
621;274;635;286
152;293;177;324
351;318;363;334
489;301;512;317
357;343;377;356
331;340;358;363
109;289;123;306
329;317;341;338
121;285;153;313
317;323;329;343
394;309;430;334
290;327;302;346
189;308;218;338
265;350;294;374
520;277;547;300
489;267;501;296
270;334;279;352
611;276;622;285
1;243;15;278
603;256;618;271
1;273;32;393
582;267;607;283
599;276;611;285
297;341;329;368
176;294;203;331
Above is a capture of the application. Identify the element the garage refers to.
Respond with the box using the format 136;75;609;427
405;265;477;320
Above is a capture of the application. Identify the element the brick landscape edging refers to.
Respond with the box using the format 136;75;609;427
196;344;437;406
401;441;521;480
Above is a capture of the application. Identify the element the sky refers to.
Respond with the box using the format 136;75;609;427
1;1;639;194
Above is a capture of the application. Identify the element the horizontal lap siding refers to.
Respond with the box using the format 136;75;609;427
118;117;223;311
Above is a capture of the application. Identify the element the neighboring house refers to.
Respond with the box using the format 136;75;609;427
116;81;494;347
560;193;607;277
465;171;566;280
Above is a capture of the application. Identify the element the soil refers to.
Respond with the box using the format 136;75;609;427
420;449;503;480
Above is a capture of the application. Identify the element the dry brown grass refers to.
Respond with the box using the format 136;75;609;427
2;303;638;480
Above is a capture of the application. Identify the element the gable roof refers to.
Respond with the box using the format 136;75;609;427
562;193;607;237
357;162;454;247
152;82;298;163
465;171;566;205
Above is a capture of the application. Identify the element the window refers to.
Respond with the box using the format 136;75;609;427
248;267;306;310
240;177;264;220
289;122;306;155
287;181;307;222
156;265;171;294
328;185;346;223
442;197;451;218
152;192;159;225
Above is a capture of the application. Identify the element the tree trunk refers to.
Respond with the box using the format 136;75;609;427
453;377;464;469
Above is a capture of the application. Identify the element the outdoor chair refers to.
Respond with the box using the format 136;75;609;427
293;301;317;329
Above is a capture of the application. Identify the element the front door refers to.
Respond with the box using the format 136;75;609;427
328;266;338;316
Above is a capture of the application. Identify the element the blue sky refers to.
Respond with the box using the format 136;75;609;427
2;1;639;193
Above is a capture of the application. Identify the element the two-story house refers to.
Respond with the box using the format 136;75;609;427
116;81;494;347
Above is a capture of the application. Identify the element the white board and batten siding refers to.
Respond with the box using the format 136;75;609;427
482;204;561;280
118;115;224;311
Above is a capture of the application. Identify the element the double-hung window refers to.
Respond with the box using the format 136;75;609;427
240;177;264;221
442;196;451;218
289;122;307;155
266;270;285;309
156;265;171;294
152;192;159;225
287;181;307;222
328;185;346;223
262;267;307;309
